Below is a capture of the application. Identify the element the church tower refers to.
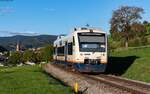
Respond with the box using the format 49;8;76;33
16;42;20;52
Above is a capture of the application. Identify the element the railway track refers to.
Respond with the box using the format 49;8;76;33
85;74;150;94
45;63;150;94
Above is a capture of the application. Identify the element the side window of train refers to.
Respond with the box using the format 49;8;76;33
53;47;55;54
68;42;73;55
57;46;64;56
65;42;68;54
73;36;75;46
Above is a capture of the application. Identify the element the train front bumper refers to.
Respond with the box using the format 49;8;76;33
74;63;107;73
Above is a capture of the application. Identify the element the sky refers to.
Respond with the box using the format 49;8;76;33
0;0;150;36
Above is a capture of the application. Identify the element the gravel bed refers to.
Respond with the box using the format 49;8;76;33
44;63;131;94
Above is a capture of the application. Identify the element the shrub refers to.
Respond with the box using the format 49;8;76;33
22;50;36;63
41;45;53;63
128;37;148;47
7;51;21;66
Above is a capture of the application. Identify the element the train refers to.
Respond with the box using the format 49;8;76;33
53;27;108;72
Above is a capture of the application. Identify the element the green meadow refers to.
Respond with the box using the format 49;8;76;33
0;47;150;94
0;65;72;94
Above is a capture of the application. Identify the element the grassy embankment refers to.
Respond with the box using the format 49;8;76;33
109;47;150;83
0;65;72;94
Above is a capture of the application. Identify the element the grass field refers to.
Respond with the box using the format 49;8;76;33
0;65;72;94
109;47;150;83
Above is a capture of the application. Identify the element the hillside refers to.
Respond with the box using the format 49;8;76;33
0;35;57;51
108;47;150;82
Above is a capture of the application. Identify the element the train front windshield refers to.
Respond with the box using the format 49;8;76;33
78;32;106;52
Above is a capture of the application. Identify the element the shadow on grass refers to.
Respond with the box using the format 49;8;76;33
105;56;139;75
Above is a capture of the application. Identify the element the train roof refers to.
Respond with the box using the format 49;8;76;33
54;27;106;44
73;27;103;31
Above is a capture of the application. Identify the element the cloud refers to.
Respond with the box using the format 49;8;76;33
0;7;14;15
0;30;39;36
44;8;56;12
0;0;14;2
9;31;38;36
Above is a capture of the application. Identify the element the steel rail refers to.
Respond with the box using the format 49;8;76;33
85;74;150;94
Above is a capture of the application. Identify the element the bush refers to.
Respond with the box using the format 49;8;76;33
128;37;148;47
7;51;21;66
22;50;36;63
6;45;54;66
108;37;123;51
109;36;148;49
41;45;53;63
34;52;43;63
141;37;148;45
128;38;141;47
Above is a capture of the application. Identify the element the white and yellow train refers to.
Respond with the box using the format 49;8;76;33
53;27;107;72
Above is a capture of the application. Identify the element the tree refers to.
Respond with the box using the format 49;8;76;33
8;51;21;66
22;50;36;63
143;21;150;35
131;22;145;37
41;45;53;63
110;6;144;48
35;51;43;63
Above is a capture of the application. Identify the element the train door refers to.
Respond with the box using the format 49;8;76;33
55;45;57;60
65;42;68;62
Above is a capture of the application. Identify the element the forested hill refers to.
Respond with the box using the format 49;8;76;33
0;35;57;51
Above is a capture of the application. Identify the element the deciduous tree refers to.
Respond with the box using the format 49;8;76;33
8;51;21;66
41;45;53;63
110;6;144;48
